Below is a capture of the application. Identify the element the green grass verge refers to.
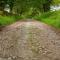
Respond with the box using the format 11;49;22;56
0;10;60;29
33;10;60;28
0;15;22;26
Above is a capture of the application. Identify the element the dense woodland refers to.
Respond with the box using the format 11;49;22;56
0;0;59;15
0;0;60;28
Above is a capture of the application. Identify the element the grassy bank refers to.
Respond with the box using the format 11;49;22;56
0;15;22;26
0;10;60;29
33;10;60;28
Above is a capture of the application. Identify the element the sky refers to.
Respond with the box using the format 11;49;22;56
50;4;60;11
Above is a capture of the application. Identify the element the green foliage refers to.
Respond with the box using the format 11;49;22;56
13;0;52;15
0;0;60;15
0;0;60;29
33;10;60;28
53;0;60;5
0;15;22;26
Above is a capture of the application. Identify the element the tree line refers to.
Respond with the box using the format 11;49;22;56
0;0;59;15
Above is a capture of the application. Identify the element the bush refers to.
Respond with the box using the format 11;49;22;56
0;15;22;26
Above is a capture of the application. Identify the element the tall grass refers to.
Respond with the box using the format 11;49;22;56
33;10;60;28
0;15;22;26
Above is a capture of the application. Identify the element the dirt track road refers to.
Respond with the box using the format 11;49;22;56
0;19;60;60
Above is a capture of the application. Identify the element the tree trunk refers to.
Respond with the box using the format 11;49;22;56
43;3;50;12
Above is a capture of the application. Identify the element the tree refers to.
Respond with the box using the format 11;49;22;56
7;0;15;13
42;0;52;12
0;0;53;15
53;0;60;5
0;0;6;11
14;0;53;15
0;0;15;14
